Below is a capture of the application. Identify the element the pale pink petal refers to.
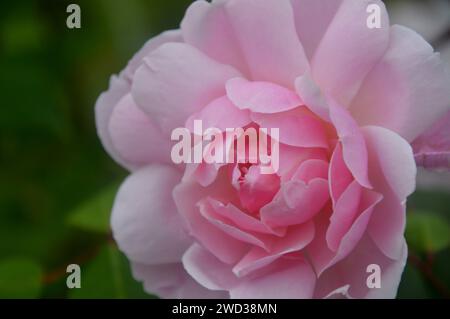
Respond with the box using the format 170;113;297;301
121;29;183;82
183;0;309;88
182;244;239;291
260;178;329;227
173;172;249;264
308;189;383;276
233;222;315;277
310;0;389;106
290;0;343;59
108;94;172;167
277;144;329;179
131;262;227;299
350;25;450;142
132;42;241;134
181;0;249;75
111;165;191;265
252;109;328;148
412;110;450;170
199;199;270;250
329;101;371;188
295;72;330;121
329;143;353;206
226;78;302;114
95;76;134;170
292;159;329;183
230;259;316;299
207;199;286;237
362;126;415;260
326;181;362;251
314;235;407;299
363;126;416;201
186;95;251;132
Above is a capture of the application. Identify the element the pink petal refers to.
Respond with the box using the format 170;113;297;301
309;0;390;106
232;165;280;214
230;259;316;299
350;25;450;142
132;42;241;134
292;159;329;183
329;101;372;188
182;244;238;291
226;78;302;114
308;189;383;276
207;199;286;237
108;94;172;167
412;110;450;170
363;126;416;201
252;109;328;148
277;144;328;179
122;29;183;82
95;75;134;170
314;235;407;299
260;178;329;227
173;173;249;264
132;262;227;299
295;72;330;121
199;199;270;251
181;0;249;76
111;165;191;265
183;0;309;88
186;95;251;132
326;181;362;251
329;143;353;206
232;222;315;277
290;0;343;60
362;126;415;260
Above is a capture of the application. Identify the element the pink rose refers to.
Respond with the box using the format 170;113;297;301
95;0;450;298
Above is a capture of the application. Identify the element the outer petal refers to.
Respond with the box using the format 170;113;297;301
412;110;450;170
95;30;182;171
131;262;227;299
362;126;416;260
329;101;371;188
350;25;450;142
226;78;302;114
111;165;192;265
182;243;239;291
182;0;309;88
314;235;407;299
309;0;390;106
121;29;183;82
185;95;251;132
108;94;172;167
230;259;316;299
132;42;241;134
95;76;134;170
290;0;343;60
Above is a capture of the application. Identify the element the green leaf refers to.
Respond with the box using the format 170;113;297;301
406;211;450;254
397;263;433;299
67;184;119;234
0;258;42;298
69;245;152;299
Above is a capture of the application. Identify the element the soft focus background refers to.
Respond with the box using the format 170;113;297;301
0;0;449;299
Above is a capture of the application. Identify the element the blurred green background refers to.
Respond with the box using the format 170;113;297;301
0;0;449;299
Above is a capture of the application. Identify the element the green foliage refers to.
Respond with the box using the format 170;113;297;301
67;184;119;234
406;211;450;254
0;258;42;298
